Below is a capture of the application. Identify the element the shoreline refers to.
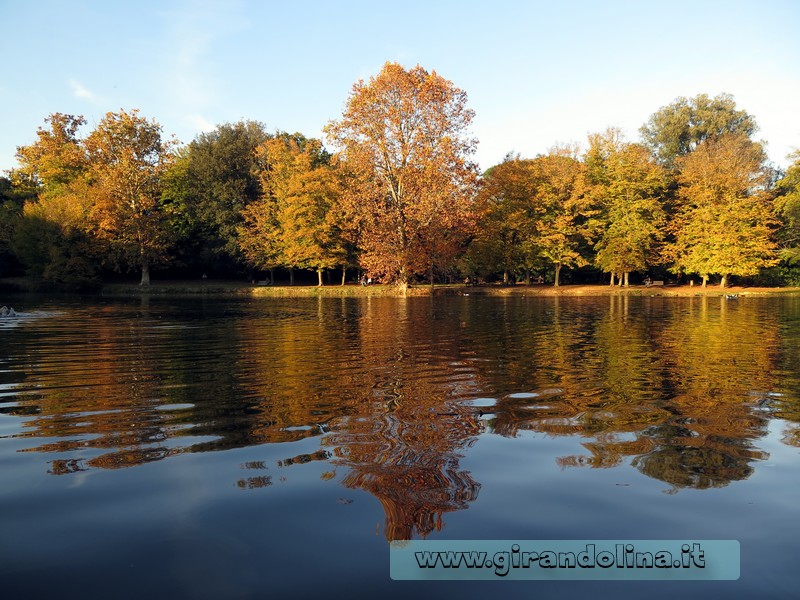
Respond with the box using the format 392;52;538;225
45;281;800;297
4;278;800;298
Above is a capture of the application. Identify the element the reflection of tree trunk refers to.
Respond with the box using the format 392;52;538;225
554;262;561;287
341;265;346;286
289;268;294;286
317;268;323;287
398;266;408;295
140;261;150;286
720;274;728;289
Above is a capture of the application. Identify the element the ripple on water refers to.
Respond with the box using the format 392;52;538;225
155;403;196;412
464;397;497;408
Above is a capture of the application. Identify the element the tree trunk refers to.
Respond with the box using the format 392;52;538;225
610;272;616;286
269;268;274;285
702;274;708;288
524;267;531;286
720;274;728;289
317;268;323;287
554;262;562;287
289;268;294;286
429;265;435;290
341;265;346;286
624;272;629;287
140;261;150;286
503;270;509;285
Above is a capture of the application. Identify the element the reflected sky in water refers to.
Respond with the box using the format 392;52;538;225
1;294;799;599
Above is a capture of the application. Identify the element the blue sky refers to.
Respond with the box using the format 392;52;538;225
2;0;799;174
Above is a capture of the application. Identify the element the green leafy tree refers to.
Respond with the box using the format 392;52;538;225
0;175;32;276
181;120;270;273
666;134;778;287
774;151;800;266
640;93;758;167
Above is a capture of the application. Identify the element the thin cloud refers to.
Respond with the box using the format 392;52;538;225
69;79;98;102
157;2;250;115
185;114;216;133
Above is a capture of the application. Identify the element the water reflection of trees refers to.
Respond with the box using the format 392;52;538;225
244;298;484;541
483;296;777;490
6;294;800;531
6;299;484;543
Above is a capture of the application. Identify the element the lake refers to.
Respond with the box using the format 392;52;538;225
1;294;799;599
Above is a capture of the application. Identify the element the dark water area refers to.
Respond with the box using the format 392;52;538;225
1;294;799;599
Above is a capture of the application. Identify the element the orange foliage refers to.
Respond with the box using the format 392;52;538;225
326;62;479;287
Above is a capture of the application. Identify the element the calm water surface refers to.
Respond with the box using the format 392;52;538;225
1;294;799;599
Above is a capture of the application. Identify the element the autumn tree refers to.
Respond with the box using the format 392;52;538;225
585;129;667;286
84;109;176;285
11;113;101;287
666;134;778;288
525;150;593;287
239;133;347;285
325;62;479;290
465;156;537;284
774;151;800;268
640;93;758;167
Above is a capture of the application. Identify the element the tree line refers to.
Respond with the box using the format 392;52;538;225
1;62;799;290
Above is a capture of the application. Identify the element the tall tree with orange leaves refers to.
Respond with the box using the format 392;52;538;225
85;109;176;285
325;62;479;290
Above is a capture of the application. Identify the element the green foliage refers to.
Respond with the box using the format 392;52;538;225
774;151;800;260
10;213;100;289
182;120;270;270
0;177;26;276
640;93;758;167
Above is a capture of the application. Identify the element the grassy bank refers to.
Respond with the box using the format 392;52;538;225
5;277;800;298
97;280;800;297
